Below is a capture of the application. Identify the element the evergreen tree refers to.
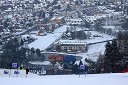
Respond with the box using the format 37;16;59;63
122;41;128;69
0;47;28;68
56;45;61;52
36;48;41;57
104;41;112;72
94;19;102;32
71;32;75;39
117;31;123;40
104;40;122;73
110;39;122;72
72;64;78;74
30;47;35;55
122;18;128;30
117;31;128;71
63;63;68;69
20;39;24;46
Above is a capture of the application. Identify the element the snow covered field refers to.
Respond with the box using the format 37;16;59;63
75;42;106;63
60;30;114;44
69;30;114;62
0;69;127;85
22;25;67;51
22;25;115;62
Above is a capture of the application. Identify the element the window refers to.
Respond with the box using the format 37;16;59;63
64;47;67;50
79;47;82;50
69;47;72;50
63;47;67;52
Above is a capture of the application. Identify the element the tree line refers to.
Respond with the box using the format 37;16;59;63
0;36;45;68
90;32;128;73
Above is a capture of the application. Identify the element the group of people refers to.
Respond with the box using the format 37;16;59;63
20;67;29;75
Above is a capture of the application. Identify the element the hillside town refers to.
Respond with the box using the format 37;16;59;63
0;0;128;75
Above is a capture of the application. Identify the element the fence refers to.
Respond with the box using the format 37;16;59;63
0;69;72;76
29;69;71;75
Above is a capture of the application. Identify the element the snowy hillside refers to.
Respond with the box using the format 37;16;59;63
22;25;67;51
0;69;127;85
75;42;106;62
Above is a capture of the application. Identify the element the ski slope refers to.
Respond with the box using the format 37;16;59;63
27;25;67;51
0;69;127;85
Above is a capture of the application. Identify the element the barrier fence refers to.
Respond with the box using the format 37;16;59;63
29;69;71;75
0;69;72;76
0;69;26;77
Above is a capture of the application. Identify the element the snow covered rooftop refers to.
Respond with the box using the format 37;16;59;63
28;61;52;65
56;16;64;19
58;40;87;45
51;16;64;20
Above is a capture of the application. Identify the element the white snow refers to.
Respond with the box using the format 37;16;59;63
25;26;114;62
75;42;107;63
28;61;52;65
65;17;84;25
87;43;106;54
23;25;67;51
0;69;127;85
59;31;114;45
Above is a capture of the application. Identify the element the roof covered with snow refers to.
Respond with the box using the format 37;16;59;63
28;61;52;65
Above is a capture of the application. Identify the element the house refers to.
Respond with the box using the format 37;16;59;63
28;60;52;70
65;17;84;25
37;23;57;33
36;29;47;36
49;16;64;24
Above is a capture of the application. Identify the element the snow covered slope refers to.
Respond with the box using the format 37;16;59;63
0;70;127;85
27;25;67;51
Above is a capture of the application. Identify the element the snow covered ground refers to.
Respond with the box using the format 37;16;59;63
22;25;67;51
75;42;106;63
60;31;114;44
0;69;127;85
21;25;114;62
60;30;114;62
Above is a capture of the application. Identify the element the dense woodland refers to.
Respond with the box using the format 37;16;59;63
0;37;44;68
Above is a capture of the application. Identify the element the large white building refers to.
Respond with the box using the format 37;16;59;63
65;17;84;25
57;40;87;53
